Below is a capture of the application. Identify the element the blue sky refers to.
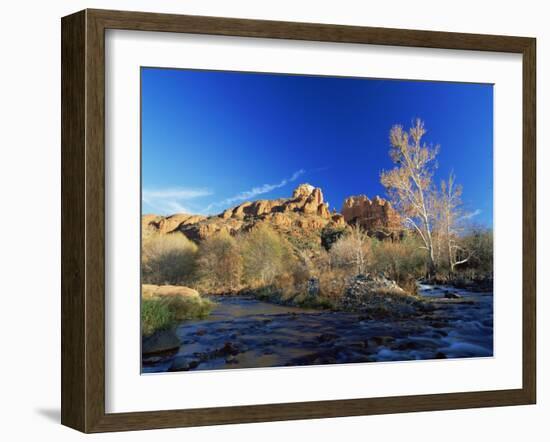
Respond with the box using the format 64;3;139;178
141;68;493;226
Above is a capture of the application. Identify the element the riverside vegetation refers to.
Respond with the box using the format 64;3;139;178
141;120;494;371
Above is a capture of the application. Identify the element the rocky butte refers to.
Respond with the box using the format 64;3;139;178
143;184;403;244
341;194;402;237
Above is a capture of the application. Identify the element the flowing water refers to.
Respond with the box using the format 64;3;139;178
142;284;493;373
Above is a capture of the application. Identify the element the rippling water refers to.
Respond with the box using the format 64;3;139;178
142;284;493;373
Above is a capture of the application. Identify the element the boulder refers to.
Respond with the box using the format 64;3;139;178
169;357;200;371
142;284;199;298
142;329;180;355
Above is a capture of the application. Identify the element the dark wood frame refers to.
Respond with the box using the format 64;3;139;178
61;8;536;433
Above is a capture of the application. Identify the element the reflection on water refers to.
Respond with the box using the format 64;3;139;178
142;285;493;373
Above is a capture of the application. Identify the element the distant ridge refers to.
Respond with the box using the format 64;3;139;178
143;184;402;246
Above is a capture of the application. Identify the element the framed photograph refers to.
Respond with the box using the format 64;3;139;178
61;9;536;433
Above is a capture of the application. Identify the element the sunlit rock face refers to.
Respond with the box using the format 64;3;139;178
143;184;404;244
142;213;207;237
292;183;316;199
220;183;329;221
341;194;402;233
143;184;340;244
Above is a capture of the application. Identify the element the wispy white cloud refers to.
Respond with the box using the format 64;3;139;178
142;187;212;215
143;188;212;200
461;209;482;220
205;169;305;213
143;169;306;215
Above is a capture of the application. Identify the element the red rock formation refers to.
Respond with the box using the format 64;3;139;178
156;214;207;234
146;185;406;246
331;213;346;227
143;184;340;245
142;213;207;236
292;183;316;199
220;183;330;222
341;195;402;233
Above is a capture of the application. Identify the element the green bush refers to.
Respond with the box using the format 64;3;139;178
141;298;174;337
141;289;215;337
159;293;214;321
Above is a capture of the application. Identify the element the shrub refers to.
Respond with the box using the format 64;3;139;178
240;224;295;286
290;251;313;290
318;268;349;302
370;236;425;292
196;230;243;292
462;228;493;275
321;225;347;250
142;233;198;285
329;224;372;275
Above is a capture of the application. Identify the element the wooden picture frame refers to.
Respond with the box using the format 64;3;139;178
61;8;536;433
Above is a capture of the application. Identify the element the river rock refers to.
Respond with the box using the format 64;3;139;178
340;274;425;318
142;329;180;355
212;342;240;358
170;356;199;371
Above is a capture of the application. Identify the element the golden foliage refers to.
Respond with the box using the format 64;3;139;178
142;233;198;285
196;230;243;292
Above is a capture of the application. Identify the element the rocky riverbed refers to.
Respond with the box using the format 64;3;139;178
142;284;493;373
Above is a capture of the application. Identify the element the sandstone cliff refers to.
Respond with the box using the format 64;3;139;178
143;184;345;247
142;213;207;236
143;184;402;246
341;194;402;234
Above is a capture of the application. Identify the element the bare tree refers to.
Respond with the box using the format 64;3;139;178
440;172;471;273
330;224;371;275
380;119;439;275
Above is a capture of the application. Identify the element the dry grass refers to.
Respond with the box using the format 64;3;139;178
318;269;348;302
